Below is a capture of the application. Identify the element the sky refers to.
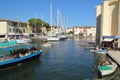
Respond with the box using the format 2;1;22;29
0;0;102;28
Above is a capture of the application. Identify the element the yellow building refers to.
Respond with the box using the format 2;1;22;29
0;19;32;38
96;0;120;45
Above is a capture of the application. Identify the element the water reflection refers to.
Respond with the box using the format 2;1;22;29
0;38;120;80
0;59;41;80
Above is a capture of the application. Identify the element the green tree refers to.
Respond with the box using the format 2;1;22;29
68;31;73;34
44;22;50;28
28;18;50;33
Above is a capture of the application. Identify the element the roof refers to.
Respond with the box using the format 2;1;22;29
103;36;114;39
0;18;28;24
103;35;120;39
103;38;113;42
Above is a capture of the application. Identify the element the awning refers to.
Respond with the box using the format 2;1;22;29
114;35;120;39
3;47;14;51
103;35;120;39
103;36;114;39
103;38;113;42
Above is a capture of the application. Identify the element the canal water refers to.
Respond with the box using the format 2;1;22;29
0;38;120;80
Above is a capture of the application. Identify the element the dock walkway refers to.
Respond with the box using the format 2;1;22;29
107;51;120;66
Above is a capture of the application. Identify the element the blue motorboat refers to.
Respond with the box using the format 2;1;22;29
0;45;42;70
96;49;106;54
0;40;17;47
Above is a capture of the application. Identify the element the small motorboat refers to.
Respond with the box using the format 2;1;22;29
98;61;118;76
42;42;52;47
47;36;60;41
0;45;42;70
59;35;68;41
0;39;17;47
95;49;106;54
16;38;31;44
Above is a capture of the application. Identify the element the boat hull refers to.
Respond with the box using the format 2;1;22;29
98;62;118;76
59;37;68;41
0;51;42;70
96;51;106;54
47;37;60;41
59;35;68;41
16;39;31;44
0;40;17;46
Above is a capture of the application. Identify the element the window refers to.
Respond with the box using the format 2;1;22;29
9;28;12;33
83;29;86;32
16;29;19;33
23;29;25;33
89;33;92;36
13;28;16;32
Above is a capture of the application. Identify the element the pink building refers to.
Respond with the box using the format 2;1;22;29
73;26;96;37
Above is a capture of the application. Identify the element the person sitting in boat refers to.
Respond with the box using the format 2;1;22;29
31;47;38;53
13;50;17;58
30;47;34;53
93;46;100;52
108;59;113;65
25;48;31;55
99;60;106;66
13;53;19;58
98;48;106;52
21;48;26;56
99;59;113;66
95;46;99;50
19;53;23;57
24;48;30;56
18;48;25;57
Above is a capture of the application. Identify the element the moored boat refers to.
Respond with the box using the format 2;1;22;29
42;42;52;47
95;49;106;54
47;36;60;41
98;61;118;76
0;39;17;47
59;35;68;41
16;38;31;44
0;45;42;70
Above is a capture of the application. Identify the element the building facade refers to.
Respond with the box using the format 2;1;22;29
0;19;32;37
96;0;120;45
73;26;96;37
66;28;73;34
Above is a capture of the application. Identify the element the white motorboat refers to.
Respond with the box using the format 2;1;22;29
16;38;31;44
59;35;68;40
47;36;60;41
42;42;52;47
98;62;118;76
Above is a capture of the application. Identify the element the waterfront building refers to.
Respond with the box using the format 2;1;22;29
43;25;71;36
96;0;120;46
73;26;96;37
66;28;73;34
0;18;32;38
44;26;59;36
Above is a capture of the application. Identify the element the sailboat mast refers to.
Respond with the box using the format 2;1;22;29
41;14;43;36
57;9;59;33
50;2;52;33
57;9;59;27
34;12;37;33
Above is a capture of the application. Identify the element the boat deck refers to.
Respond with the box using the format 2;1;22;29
107;50;120;66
